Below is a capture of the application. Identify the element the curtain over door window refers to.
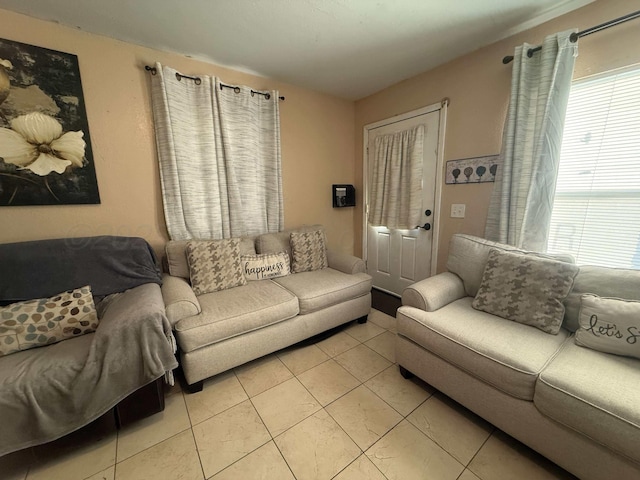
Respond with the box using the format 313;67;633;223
150;63;283;241
368;125;424;230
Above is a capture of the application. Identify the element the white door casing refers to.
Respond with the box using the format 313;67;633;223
363;101;447;297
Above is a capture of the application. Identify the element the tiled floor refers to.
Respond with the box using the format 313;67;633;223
1;309;577;480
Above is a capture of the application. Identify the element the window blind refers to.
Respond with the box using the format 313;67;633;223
547;66;640;269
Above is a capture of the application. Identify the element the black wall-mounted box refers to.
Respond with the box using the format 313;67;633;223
332;184;356;208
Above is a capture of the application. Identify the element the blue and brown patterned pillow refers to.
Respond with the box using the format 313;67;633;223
186;238;247;295
290;230;328;273
472;249;579;334
0;285;99;356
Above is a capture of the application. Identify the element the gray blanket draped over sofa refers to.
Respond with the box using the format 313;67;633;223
0;236;178;457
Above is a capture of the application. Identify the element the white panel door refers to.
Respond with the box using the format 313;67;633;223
364;105;443;297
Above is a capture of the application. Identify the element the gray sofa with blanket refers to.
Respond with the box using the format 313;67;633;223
396;234;640;480
0;236;178;457
161;225;372;391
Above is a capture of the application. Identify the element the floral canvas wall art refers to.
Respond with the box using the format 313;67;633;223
0;38;99;206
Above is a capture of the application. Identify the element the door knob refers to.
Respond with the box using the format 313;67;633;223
416;223;431;230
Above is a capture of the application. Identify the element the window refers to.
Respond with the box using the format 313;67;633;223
547;66;640;269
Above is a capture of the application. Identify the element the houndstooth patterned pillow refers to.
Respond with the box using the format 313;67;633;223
290;230;328;273
186;239;247;295
0;286;99;356
472;249;579;334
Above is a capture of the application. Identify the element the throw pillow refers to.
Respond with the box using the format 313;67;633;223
186;238;247;295
575;294;640;360
472;249;580;334
0;286;99;356
290;230;328;273
241;252;290;281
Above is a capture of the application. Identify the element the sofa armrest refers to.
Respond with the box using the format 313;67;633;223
161;274;201;326
401;272;466;312
326;249;366;274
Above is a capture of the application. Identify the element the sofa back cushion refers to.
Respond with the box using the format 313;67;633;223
166;236;256;279
256;224;324;256
447;234;574;297
564;266;640;332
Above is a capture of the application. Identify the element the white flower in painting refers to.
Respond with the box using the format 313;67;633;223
0;112;85;176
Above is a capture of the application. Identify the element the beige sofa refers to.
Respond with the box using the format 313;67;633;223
161;225;372;392
396;234;640;480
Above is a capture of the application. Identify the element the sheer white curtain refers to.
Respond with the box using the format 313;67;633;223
485;30;578;251
368;125;424;229
150;62;283;240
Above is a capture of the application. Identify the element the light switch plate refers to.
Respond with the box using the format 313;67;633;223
451;204;466;218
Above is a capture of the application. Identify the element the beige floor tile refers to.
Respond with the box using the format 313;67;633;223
333;454;387;480
183;370;248;426
251;377;321;437
116;391;190;462
277;344;329;375
0;448;33;480
408;392;492;465
275;410;360;480
235;354;293;397
297;359;360;406
468;430;576;480
326;385;402;450
366;420;464;480
335;344;392;382
369;309;397;332
315;331;360;357
365;365;433;416
85;465;115;480
344;321;386;342
115;430;202;480
458;469;482;480
211;441;295;480
28;427;117;480
364;331;397;362
192;400;270;478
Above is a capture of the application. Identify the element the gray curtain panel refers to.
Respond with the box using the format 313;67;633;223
485;30;578;251
369;124;424;229
150;63;283;240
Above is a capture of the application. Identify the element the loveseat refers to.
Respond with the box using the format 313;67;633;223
0;236;178;457
396;234;640;480
161;225;372;391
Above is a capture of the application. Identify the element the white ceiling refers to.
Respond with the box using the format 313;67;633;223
0;0;595;100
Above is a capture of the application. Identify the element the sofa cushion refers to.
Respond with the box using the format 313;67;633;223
563;265;640;332
535;340;640;464
290;230;328;273
472;249;579;335
273;268;372;315
574;294;640;360
166;237;256;279
175;281;299;352
186;239;247;295
447;234;574;297
255;224;323;256
241;252;290;281
396;298;571;400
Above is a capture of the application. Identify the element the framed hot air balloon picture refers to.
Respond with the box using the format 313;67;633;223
0;38;99;206
446;155;500;185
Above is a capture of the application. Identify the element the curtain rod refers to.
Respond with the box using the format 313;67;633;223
144;65;285;100
502;10;640;64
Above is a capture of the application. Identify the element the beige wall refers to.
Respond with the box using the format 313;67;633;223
354;0;640;272
0;9;356;255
